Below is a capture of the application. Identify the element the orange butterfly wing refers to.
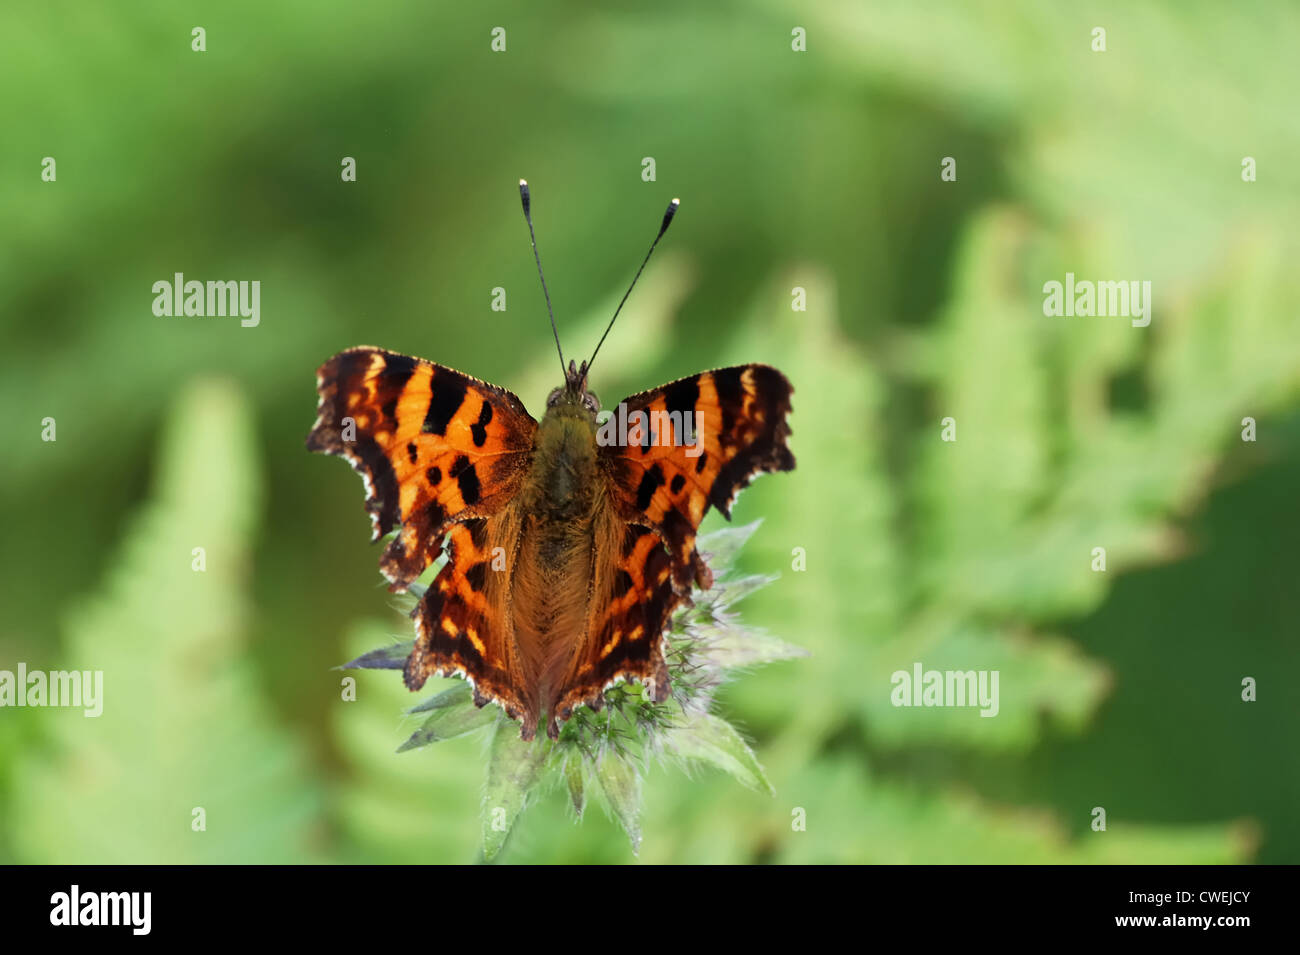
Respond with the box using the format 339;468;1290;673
403;516;534;726
306;346;537;590
548;365;795;730
601;364;795;590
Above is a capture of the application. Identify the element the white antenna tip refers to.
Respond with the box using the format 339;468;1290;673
519;179;528;186
671;198;680;205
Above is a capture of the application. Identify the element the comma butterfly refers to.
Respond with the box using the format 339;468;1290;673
308;182;795;739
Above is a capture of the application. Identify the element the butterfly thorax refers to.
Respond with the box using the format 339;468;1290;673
527;397;600;522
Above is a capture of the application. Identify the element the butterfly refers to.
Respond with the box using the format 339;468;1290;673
308;181;795;740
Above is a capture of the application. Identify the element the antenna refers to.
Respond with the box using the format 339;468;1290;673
586;197;680;373
519;179;566;378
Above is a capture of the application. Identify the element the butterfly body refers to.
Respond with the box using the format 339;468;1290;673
509;388;607;723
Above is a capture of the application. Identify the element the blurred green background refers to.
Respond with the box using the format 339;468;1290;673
2;1;1297;863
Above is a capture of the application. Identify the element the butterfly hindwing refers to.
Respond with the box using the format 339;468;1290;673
307;346;537;590
405;517;534;729
550;523;676;734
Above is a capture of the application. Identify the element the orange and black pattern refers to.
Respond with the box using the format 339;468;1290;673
306;346;536;590
404;518;531;725
551;523;678;734
310;346;794;739
600;364;796;595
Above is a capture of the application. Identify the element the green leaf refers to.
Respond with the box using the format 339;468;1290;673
481;720;551;862
406;682;472;714
564;756;586;819
662;711;774;796
696;520;764;570
866;618;1112;751
340;641;414;671
694;625;809;670
7;380;323;863
710;573;778;610
595;751;644;854
718;269;900;746
331;624;484;864
398;700;499;752
770;755;1250;865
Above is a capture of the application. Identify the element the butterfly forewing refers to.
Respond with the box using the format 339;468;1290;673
307;346;537;590
599;364;796;592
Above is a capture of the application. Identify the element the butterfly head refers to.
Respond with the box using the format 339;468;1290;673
546;359;599;417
